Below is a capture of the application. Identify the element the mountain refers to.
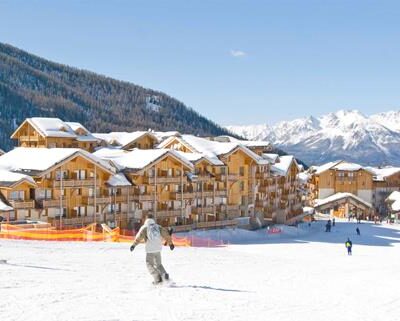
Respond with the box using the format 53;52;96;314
0;42;234;150
227;110;400;166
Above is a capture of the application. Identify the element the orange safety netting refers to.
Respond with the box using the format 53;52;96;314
0;223;192;246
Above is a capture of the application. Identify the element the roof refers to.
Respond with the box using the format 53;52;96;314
271;156;296;176
97;149;194;172
386;191;400;212
333;162;363;171
107;173;132;187
0;169;37;187
174;151;225;166
262;153;279;164
314;161;342;175
0;199;13;211
159;135;268;165
11;118;98;142
365;166;400;181
0;148;114;175
92;131;157;149
314;192;372;208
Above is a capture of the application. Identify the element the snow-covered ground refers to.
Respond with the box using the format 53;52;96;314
1;220;400;321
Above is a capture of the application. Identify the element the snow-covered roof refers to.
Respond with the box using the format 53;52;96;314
107;173;132;187
386;191;400;212
262;153;279;164
98;149;194;172
92;147;128;159
315;192;372;208
0;148;114;175
297;172;309;184
92;131;157;149
365;166;400;181
272;156;296;176
333;162;363;171
0;199;13;211
159;135;268;165
0;169;37;187
174;151;224;166
12;118;98;142
314;161;342;175
152;131;181;142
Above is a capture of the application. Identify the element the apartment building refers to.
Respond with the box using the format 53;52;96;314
11;118;99;152
93;131;158;150
0;148;115;226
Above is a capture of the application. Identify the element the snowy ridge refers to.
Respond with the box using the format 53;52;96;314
227;110;400;166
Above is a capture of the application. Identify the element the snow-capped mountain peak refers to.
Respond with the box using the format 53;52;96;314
227;109;400;166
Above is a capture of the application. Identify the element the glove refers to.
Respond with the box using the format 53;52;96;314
130;244;135;252
169;244;175;251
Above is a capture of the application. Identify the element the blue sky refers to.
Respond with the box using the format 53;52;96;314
1;0;400;125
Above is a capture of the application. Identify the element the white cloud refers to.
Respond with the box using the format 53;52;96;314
230;50;247;57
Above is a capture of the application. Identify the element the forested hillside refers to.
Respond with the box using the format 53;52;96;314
0;42;233;150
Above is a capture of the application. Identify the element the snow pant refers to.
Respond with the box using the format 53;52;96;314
347;247;352;255
146;252;167;282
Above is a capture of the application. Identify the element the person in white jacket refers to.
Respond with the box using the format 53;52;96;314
130;214;174;284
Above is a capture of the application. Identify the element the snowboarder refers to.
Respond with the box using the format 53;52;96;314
130;214;175;284
356;227;360;235
345;238;352;255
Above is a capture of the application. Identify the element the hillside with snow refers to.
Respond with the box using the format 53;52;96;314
227;110;400;166
1;219;400;321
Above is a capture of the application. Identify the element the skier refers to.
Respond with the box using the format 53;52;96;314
345;238;352;255
356;227;360;235
130;214;175;284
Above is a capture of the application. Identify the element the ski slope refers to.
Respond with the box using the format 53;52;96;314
1;220;400;321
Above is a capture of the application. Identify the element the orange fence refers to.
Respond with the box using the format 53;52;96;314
0;223;192;246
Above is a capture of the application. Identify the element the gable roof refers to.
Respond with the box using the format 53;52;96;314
97;148;194;173
365;166;400;181
92;131;157;149
0;169;37;188
159;134;268;165
11;118;98;142
271;155;297;176
0;148;114;176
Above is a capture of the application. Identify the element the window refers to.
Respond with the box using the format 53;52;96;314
10;191;24;200
239;167;245;176
37;189;52;200
74;170;86;180
240;181;245;191
220;167;226;175
55;170;68;180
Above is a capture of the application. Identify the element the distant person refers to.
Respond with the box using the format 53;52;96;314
332;218;335;226
356;227;360;235
345;238;353;255
130;214;175;285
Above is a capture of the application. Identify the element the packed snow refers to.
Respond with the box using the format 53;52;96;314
1;219;400;321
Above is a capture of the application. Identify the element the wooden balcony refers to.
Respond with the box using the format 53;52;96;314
215;190;227;197
216;173;239;181
152;208;183;218
54;216;96;226
192;206;215;214
19;135;40;142
170;192;195;200
53;179;95;188
192;174;212;182
132;193;155;202
144;176;186;184
9;200;35;209
82;196;110;205
256;172;270;179
40;198;67;208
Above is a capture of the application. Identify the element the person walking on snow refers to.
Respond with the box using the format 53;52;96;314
356;227;360;235
345;238;353;255
130;214;175;284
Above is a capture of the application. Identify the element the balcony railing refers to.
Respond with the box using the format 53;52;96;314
192;206;215;214
19;135;40;142
132;193;155;202
9;200;35;209
144;176;186;184
53;179;95;188
82;196;110;205
40;198;67;208
170;192;195;200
